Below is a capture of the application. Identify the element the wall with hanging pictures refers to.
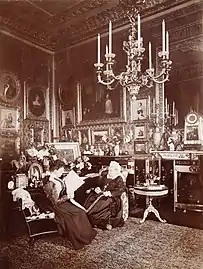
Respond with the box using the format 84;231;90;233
0;32;52;157
54;1;203;157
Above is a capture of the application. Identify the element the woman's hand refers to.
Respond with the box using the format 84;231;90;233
95;187;102;194
103;191;112;197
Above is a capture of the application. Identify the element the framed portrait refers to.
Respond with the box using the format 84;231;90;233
49;142;81;163
79;129;91;145
15;173;28;189
77;81;127;124
131;98;147;121
61;108;75;128
29;125;45;147
0;71;21;104
134;141;147;153
26;85;47;119
134;125;146;139
0;106;20;134
92;129;108;144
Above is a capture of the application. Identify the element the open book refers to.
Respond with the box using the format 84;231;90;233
63;170;85;194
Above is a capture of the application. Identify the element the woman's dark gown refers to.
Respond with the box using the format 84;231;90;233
84;175;126;229
43;181;97;250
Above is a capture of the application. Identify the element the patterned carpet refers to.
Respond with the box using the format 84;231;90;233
1;217;203;269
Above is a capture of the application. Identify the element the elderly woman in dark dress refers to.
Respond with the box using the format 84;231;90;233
84;161;126;230
43;160;97;250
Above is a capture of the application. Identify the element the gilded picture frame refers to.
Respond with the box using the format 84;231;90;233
0;70;21;104
26;85;48;120
0;106;20;136
77;81;127;125
134;141;147;154
131;98;147;121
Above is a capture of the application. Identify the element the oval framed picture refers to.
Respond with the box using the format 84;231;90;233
28;86;46;118
0;71;21;104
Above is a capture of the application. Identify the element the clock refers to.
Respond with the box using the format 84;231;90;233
186;112;198;124
184;111;203;148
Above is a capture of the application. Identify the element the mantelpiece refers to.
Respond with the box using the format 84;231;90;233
151;150;203;212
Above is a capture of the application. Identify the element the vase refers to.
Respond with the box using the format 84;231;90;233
114;144;120;156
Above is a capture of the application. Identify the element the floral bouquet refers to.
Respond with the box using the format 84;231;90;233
69;155;92;176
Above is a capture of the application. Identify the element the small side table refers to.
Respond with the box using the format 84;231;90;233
134;185;168;223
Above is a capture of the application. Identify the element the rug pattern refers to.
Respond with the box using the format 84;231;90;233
1;217;203;269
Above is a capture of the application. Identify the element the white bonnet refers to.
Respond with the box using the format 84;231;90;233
109;161;121;172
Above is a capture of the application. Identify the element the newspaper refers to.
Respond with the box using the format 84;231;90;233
63;170;85;193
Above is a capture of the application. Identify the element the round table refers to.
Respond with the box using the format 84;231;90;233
134;185;168;224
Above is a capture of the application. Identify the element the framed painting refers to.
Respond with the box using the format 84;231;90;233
77;81;127;124
134;125;146;139
134;141;147;153
0;106;20;134
61;107;75;128
0;70;21;104
79;129;91;145
29;125;45;147
92;129;109;144
49;142;81;163
131;98;147;121
26;85;47;119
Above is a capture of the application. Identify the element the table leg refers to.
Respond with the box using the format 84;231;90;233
140;197;166;224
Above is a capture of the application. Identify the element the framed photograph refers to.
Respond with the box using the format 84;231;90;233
26;85;47;119
79;129;91;145
92;129;108;144
29;125;45;147
77;81;127;124
134;125;146;139
0;70;21;104
134;141;147;153
109;126;124;138
49;142;81;163
131;98;147;121
0;106;20;134
15;173;28;189
61;107;75;128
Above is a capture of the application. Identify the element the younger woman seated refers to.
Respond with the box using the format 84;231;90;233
42;159;97;250
84;161;127;230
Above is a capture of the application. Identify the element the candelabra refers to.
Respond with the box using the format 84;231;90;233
94;8;172;99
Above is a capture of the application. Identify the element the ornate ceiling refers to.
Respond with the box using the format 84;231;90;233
0;0;196;52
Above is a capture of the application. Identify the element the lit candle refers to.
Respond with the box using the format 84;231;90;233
166;31;169;59
109;21;112;54
97;33;101;64
106;45;108;55
149;42;152;69
106;45;109;71
172;101;175;115
162;20;165;54
138;14;141;49
176;109;178;125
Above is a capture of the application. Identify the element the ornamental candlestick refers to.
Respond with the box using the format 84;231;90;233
149;42;152;69
166;31;169;59
162;20;165;54
109;21;112;54
138;14;141;49
97;33;101;64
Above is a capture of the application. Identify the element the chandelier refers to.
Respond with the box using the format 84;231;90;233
94;8;172;99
